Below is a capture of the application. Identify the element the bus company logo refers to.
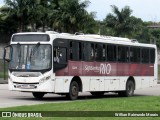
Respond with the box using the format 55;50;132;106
84;64;111;74
100;64;111;74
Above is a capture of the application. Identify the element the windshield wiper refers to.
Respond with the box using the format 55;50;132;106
17;43;21;69
32;42;40;55
29;42;40;61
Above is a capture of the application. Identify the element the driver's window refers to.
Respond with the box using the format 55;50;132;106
54;47;67;64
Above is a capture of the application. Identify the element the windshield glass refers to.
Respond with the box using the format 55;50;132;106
9;44;52;71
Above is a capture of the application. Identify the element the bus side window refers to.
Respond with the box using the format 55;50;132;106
54;47;67;64
118;46;129;62
130;47;140;63
150;48;155;63
91;43;94;61
70;42;73;60
79;42;82;60
141;48;149;63
70;41;81;61
107;44;117;62
103;45;106;61
59;48;67;64
95;44;104;61
53;47;59;63
83;42;94;61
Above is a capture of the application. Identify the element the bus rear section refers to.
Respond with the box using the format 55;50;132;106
4;32;158;100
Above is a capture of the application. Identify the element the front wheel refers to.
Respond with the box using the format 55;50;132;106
66;81;79;100
118;80;135;97
32;92;45;99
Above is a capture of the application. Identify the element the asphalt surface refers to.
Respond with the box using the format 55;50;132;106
0;84;160;108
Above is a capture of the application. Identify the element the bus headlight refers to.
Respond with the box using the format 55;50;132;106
39;77;46;84
39;76;51;84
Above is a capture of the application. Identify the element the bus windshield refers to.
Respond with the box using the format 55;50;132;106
9;44;52;71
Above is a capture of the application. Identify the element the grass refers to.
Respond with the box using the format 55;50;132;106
0;96;160;120
0;118;158;120
1;96;160;111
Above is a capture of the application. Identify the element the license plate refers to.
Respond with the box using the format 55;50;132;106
16;84;35;89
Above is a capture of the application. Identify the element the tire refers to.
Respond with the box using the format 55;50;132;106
90;92;104;96
32;92;45;99
118;80;135;97
66;81;79;100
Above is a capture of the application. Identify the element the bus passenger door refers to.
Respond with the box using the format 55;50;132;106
53;47;68;74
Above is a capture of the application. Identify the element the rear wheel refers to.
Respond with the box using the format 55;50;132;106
66;81;79;100
32;92;45;99
118;80;135;97
90;92;105;96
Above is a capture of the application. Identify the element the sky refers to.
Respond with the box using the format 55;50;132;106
0;0;160;22
86;0;160;22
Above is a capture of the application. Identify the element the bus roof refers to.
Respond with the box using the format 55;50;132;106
12;31;156;48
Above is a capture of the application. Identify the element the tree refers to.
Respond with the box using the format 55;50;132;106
52;0;92;33
150;29;160;48
1;0;54;32
0;6;17;34
32;0;58;32
82;12;99;34
104;5;138;37
0;15;17;34
2;0;32;32
0;0;97;34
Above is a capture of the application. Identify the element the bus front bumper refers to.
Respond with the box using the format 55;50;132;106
8;78;55;93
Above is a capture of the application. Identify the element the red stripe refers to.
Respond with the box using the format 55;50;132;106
55;61;154;76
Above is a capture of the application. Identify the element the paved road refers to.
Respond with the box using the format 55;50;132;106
0;84;160;108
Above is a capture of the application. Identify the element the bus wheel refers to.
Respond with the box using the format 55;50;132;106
32;92;45;99
90;92;104;96
66;81;79;100
118;80;135;97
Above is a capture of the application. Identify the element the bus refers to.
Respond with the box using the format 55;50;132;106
4;31;158;100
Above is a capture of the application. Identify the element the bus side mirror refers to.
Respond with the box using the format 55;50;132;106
3;45;12;62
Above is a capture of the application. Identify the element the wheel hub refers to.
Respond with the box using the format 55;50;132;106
71;86;77;96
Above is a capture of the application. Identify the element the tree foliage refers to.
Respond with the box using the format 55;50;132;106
104;5;140;37
101;5;160;47
0;2;160;49
0;0;97;33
